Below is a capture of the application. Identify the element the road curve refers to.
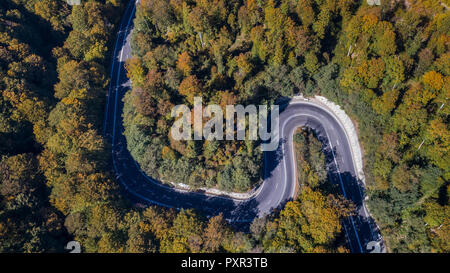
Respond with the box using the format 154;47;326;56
103;0;383;253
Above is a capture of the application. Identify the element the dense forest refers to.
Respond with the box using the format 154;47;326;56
124;0;449;252
0;0;448;253
123;0;357;192
0;0;72;252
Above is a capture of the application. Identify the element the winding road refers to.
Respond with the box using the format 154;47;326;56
103;0;384;253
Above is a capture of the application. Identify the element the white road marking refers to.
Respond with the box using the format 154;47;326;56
112;3;136;148
277;110;363;252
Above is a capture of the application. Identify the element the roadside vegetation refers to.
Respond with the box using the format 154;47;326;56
0;0;448;253
294;128;328;190
246;128;354;253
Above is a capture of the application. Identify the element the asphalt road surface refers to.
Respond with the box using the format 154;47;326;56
102;0;384;253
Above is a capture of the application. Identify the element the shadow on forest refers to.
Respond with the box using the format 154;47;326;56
106;19;382;247
314;124;382;252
